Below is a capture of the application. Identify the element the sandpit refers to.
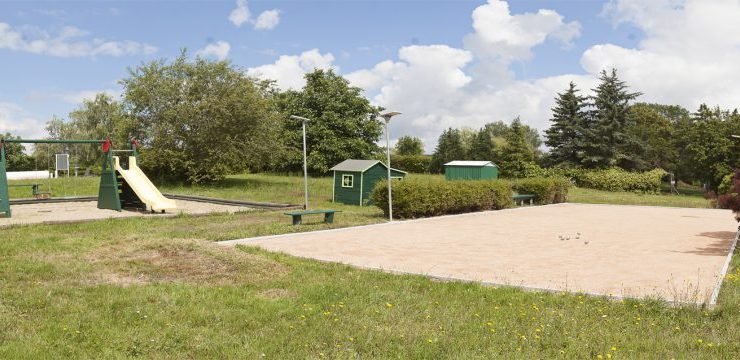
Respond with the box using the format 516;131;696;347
221;203;738;305
0;199;250;227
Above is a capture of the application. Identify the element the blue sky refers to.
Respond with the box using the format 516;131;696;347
1;0;737;149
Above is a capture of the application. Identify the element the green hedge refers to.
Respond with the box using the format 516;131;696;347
370;178;513;219
390;155;432;173
512;177;572;204
576;168;667;192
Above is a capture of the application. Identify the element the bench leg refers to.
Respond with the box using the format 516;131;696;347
324;212;334;224
292;215;302;225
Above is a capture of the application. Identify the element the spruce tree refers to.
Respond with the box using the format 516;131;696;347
583;69;641;168
430;128;465;172
545;82;587;166
468;129;496;161
497;118;535;177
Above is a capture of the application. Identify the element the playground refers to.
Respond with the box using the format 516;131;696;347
223;203;738;305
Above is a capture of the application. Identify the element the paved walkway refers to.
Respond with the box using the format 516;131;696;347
221;204;738;304
0;200;250;227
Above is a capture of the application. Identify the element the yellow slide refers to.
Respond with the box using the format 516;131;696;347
113;156;177;212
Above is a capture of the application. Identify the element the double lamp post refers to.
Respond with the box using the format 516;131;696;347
290;111;401;221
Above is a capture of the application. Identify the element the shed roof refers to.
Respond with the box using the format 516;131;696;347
444;161;497;167
329;159;408;173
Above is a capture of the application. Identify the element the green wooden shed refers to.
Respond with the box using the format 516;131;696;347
444;161;499;180
330;159;407;206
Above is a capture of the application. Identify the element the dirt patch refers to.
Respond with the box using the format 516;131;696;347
258;288;298;300
87;238;290;286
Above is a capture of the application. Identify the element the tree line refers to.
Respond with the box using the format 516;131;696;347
2;53;738;189
2;53;383;183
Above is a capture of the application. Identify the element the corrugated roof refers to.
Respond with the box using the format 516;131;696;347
330;159;407;173
444;161;497;167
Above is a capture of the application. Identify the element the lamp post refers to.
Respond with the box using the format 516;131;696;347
290;115;311;210
380;111;401;221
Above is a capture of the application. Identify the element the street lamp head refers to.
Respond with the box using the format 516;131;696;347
380;111;402;122
290;115;311;122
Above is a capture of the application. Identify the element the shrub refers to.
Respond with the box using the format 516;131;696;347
512;177;572;204
370;178;513;219
391;155;432;173
576;168;666;193
717;169;740;221
718;173;734;194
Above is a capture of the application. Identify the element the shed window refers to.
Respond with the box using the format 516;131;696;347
391;176;403;181
342;174;354;188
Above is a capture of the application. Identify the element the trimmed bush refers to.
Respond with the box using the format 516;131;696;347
512;177;572;204
576;168;666;193
391;154;432;173
371;178;513;219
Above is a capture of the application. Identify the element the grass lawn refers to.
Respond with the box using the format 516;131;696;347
568;187;713;208
1;173;736;358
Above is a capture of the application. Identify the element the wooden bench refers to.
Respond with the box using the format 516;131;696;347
284;210;341;225
512;194;535;206
8;184;51;199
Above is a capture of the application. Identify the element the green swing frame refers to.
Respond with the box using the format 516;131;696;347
0;138;136;218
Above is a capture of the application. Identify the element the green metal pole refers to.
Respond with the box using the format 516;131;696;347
97;140;121;211
0;143;10;217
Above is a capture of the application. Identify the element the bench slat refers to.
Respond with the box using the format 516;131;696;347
284;210;341;216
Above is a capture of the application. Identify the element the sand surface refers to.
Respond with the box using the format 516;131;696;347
222;203;738;304
0;199;250;227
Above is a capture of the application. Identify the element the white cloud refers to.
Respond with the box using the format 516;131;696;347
0;22;156;58
247;0;740;152
0;102;45;138
342;0;585;149
246;49;336;90
196;41;231;61
229;0;251;27
254;10;281;30
583;0;740;110
228;0;281;30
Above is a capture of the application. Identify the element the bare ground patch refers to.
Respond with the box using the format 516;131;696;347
87;237;290;286
258;288;299;300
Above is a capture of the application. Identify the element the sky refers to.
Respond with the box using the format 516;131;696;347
1;0;740;152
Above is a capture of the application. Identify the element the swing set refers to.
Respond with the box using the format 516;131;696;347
0;137;139;218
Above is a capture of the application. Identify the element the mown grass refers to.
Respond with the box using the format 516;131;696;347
568;187;713;208
8;173;713;209
1;173;735;358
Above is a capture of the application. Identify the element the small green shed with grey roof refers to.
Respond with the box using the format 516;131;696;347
330;159;407;206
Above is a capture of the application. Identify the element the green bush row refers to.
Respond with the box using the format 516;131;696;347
520;164;667;193
370;178;513;219
390;155;432;173
576;168;667;192
512;177;572;204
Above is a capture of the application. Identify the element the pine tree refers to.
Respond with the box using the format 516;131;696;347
497;118;535;177
430;128;465;173
583;69;641;168
545;82;587;166
467;129;496;161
